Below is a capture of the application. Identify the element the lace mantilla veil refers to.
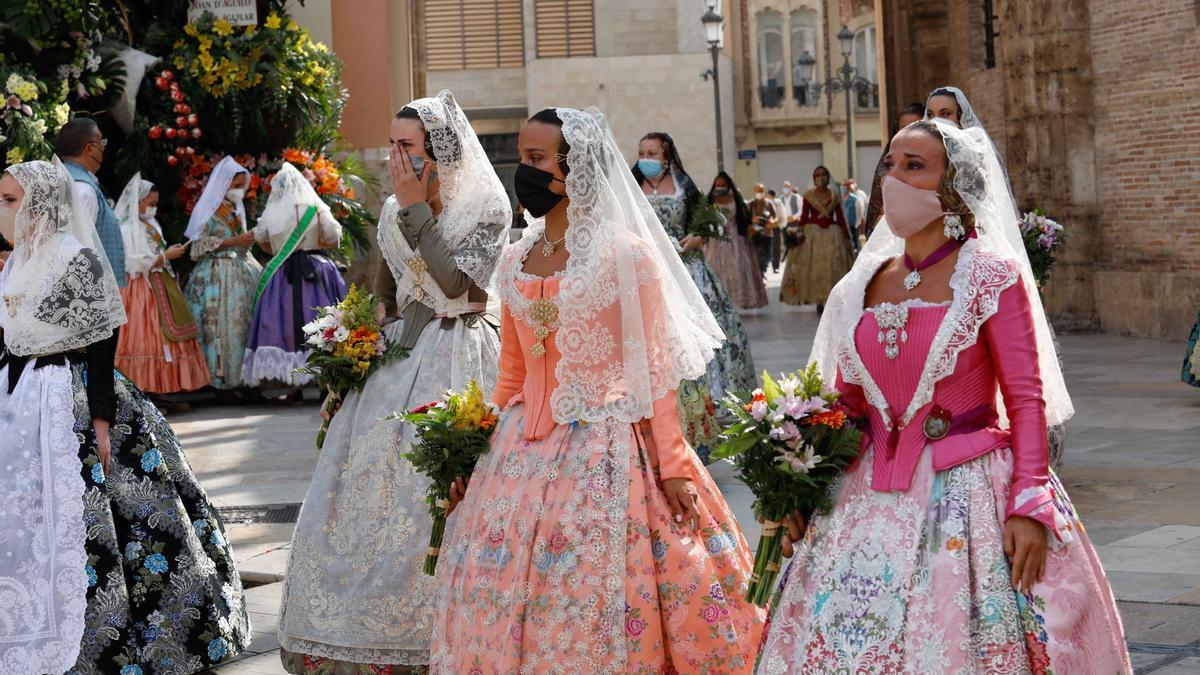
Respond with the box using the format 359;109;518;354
256;162;333;240
1;157;126;356
498;107;725;425
809;118;1074;427
115;172;157;272
184;155;248;240
377;89;511;314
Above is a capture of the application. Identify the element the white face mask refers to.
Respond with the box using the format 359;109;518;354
141;206;157;221
0;205;17;244
225;187;245;203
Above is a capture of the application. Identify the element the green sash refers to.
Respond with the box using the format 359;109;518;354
254;205;318;304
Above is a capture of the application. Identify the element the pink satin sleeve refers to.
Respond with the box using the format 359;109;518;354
982;276;1061;536
637;391;696;482
491;304;525;410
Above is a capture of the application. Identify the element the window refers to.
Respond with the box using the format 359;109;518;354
536;0;595;58
756;9;785;109
852;25;879;110
790;8;818;107
982;0;997;69
425;0;525;71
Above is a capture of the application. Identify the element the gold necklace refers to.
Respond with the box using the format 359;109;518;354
541;231;566;257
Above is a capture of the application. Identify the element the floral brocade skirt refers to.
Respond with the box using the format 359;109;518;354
184;251;261;390
756;446;1131;674
430;410;766;674
779;225;852;306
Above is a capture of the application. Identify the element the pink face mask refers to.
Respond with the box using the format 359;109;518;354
882;175;944;239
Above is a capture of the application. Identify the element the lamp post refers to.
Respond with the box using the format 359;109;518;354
795;26;877;180
701;1;725;173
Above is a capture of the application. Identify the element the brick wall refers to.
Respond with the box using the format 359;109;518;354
1089;0;1200;338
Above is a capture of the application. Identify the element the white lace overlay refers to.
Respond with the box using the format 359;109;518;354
377;197;473;318
832;241;1019;431
2;158;125;356
277;316;500;665
0;361;88;674
495;107;724;426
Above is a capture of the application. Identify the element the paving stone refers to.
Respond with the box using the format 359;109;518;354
1145;656;1200;674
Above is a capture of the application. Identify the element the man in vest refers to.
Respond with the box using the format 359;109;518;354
57;117;126;286
57;117;127;371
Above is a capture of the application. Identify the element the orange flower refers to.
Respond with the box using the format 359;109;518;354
343;186;356;200
349;327;379;345
283;148;311;166
809;410;847;429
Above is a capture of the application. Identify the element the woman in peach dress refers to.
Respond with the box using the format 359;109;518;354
430;107;765;673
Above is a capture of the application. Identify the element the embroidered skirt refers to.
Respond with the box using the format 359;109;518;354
756;446;1131;674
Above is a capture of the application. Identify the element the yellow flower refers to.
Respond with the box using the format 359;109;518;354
31;118;47;135
213;19;233;36
173;56;186;69
198;51;215;71
243;25;256;36
52;102;69;131
313;42;329;53
6;147;24;165
185;23;199;37
6;74;38;101
198;36;213;51
285;19;299;32
265;12;282;29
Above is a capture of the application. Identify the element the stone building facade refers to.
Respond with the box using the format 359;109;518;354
879;0;1200;341
726;0;884;194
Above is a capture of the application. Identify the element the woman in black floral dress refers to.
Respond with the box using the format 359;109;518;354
0;158;250;675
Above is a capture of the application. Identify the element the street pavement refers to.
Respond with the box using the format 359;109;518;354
184;272;1200;674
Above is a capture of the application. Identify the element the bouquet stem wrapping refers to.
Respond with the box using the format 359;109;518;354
423;495;449;576
315;390;340;450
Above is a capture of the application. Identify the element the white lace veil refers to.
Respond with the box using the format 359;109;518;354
115;172;158;275
925;85;1019;217
185;155;248;240
808;119;1073;427
1;157;127;356
257;162;332;239
499;107;725;424
390;90;511;289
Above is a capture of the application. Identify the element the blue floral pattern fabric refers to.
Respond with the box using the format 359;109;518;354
646;193;758;405
67;365;250;675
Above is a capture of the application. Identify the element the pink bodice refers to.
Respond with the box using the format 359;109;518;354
838;276;1059;534
492;274;695;481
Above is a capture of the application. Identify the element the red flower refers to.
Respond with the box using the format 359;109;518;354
626;617;645;637
409;401;441;415
148;126;162;140
1025;632;1052;673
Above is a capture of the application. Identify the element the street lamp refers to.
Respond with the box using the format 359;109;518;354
795;25;877;181
701;3;725;173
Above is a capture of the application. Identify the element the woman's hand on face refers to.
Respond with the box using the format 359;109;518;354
662;477;701;530
1004;515;1048;593
389;151;432;210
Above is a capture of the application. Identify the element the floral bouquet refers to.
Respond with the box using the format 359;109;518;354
399;380;499;575
681;197;729;261
712;364;863;606
1019;209;1066;288
297;284;406;448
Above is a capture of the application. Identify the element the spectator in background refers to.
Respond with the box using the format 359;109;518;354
747;183;776;277
767;187;786;273
896;101;925;131
841;177;869;252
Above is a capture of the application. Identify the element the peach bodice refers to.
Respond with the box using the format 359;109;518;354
492;273;694;481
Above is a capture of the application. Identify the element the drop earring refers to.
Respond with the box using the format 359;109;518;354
943;213;966;240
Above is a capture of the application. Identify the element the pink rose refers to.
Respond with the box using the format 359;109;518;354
549;532;569;553
5;96;19;109
702;604;721;624
486;527;504;546
511;624;522;641
625;617;645;637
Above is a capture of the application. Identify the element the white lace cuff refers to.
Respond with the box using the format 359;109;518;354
190;236;222;259
1009;478;1076;546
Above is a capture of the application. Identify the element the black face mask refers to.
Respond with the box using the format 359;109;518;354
514;163;565;218
713;187;731;196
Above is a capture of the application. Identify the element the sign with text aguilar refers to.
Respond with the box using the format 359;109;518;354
188;0;258;26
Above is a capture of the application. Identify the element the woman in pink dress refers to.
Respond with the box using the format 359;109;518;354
756;119;1130;673
431;107;765;673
